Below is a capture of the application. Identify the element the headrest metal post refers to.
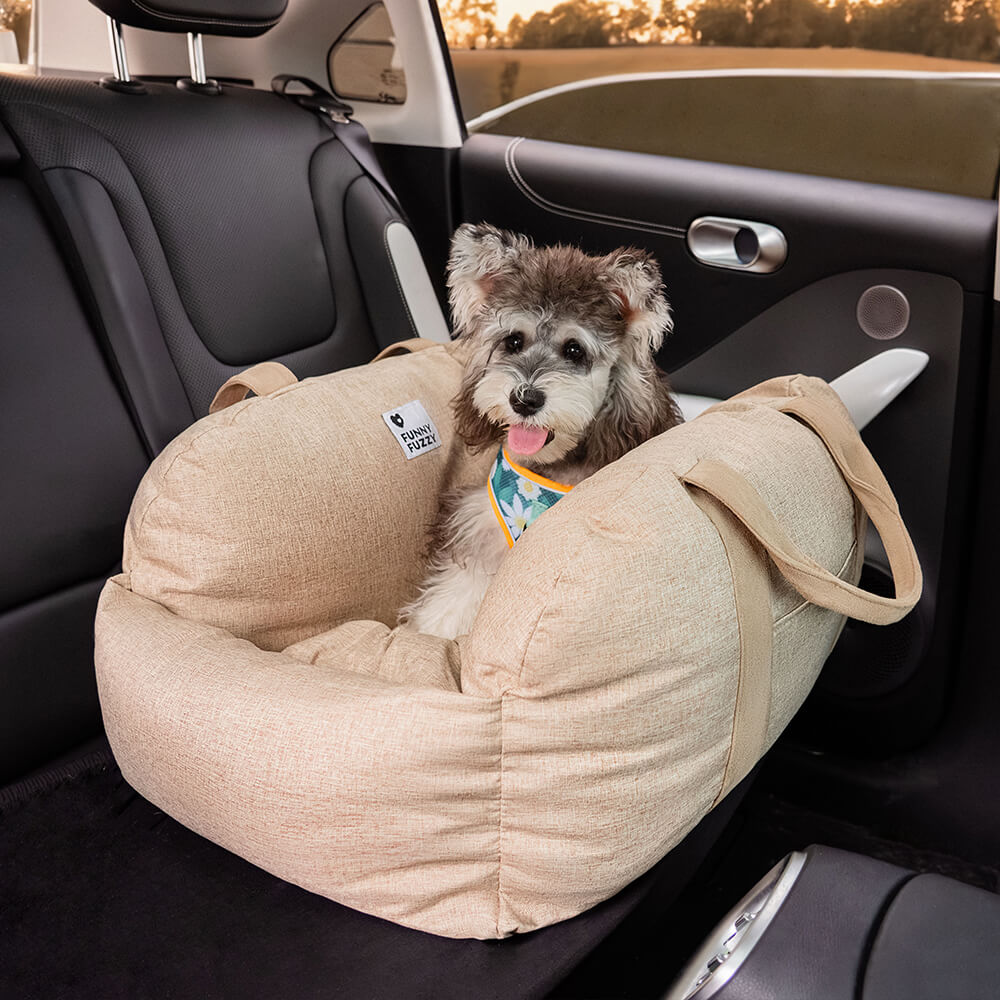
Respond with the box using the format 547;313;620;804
106;17;131;83
187;33;207;86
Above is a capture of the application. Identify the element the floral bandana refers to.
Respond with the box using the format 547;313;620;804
487;446;573;548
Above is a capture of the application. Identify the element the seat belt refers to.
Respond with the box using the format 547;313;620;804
271;75;406;218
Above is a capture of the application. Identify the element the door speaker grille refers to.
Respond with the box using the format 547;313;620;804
857;285;910;340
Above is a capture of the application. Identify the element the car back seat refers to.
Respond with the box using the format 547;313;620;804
0;0;449;780
0;10;445;454
0;119;149;782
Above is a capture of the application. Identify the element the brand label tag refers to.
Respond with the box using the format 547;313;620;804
381;400;442;460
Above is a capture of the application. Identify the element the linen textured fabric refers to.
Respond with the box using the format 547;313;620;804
95;343;920;939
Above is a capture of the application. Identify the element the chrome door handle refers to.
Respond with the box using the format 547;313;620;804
687;217;787;273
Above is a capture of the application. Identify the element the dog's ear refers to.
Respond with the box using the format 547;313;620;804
588;366;683;467
447;223;533;336
452;367;503;453
590;248;680;464
601;248;673;358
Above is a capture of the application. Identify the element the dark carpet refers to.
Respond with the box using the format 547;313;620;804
0;742;739;1000
6;740;994;1000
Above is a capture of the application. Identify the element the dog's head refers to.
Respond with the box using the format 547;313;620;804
448;223;681;471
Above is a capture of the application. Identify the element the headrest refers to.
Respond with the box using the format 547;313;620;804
87;0;287;37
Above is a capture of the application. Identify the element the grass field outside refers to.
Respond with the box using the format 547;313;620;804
450;44;999;119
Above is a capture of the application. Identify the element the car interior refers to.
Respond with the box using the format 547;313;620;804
2;0;1000;997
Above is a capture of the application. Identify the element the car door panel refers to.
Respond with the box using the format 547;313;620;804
671;269;982;754
457;131;995;756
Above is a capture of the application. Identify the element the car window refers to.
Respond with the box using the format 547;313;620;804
437;0;1000;197
329;2;407;105
0;0;34;70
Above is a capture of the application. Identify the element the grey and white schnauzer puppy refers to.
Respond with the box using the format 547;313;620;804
401;223;682;639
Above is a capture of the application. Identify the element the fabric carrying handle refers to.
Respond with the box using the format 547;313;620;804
371;338;445;363
682;394;921;626
209;362;298;414
690;489;775;804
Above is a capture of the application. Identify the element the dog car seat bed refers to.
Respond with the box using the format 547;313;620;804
94;340;921;940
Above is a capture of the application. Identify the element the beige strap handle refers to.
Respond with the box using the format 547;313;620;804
682;395;921;626
690;489;774;804
371;338;446;363
209;362;298;414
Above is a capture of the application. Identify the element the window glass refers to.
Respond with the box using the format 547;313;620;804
329;2;406;105
0;0;35;69
438;0;1000;196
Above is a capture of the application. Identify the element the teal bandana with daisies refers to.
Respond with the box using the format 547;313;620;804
488;446;573;547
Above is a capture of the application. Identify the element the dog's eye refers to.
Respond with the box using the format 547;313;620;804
562;340;586;363
503;333;524;354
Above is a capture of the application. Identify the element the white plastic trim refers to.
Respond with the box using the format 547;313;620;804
676;393;721;423
36;0;109;73
665;851;809;1000
0;29;19;65
677;348;929;430
384;221;451;343
356;0;463;148
829;348;929;430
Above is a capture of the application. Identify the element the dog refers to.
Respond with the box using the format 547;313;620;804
400;223;682;639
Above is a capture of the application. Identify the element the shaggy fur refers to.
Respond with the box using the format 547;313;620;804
400;223;682;639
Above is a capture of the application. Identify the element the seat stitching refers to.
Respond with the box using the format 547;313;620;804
774;538;859;628
505;136;686;239
122;0;281;30
496;691;506;937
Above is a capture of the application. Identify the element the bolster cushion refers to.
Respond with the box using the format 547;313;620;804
95;343;919;939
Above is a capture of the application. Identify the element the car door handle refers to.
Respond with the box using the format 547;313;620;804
687;217;787;273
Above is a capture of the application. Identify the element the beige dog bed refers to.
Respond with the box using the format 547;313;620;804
94;341;920;940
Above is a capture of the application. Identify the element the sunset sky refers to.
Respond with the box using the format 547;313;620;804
495;0;563;31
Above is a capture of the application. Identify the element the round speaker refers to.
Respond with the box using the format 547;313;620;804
856;285;910;340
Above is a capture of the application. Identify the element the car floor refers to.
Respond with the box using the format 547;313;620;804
0;739;718;1000
551;763;1000;998
3;740;996;1000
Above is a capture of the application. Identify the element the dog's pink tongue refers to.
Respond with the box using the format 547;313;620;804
507;424;549;456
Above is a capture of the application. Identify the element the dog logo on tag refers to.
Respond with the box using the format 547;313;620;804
382;400;441;461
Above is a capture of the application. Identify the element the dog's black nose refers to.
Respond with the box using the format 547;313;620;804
510;385;546;416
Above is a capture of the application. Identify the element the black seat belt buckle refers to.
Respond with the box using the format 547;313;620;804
271;74;353;123
315;98;353;125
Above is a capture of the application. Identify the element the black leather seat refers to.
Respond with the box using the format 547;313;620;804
0;10;425;454
0;0;441;777
0;119;148;781
0;2;752;995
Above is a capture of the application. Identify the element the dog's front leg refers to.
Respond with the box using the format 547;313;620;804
400;488;508;640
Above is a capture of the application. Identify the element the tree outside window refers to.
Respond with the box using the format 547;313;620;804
438;0;1000;61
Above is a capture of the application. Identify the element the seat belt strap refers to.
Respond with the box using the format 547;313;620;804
271;75;404;217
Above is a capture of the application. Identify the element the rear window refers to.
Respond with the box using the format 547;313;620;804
329;2;406;105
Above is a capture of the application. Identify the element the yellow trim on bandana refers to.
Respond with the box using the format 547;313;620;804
488;446;573;548
501;449;574;493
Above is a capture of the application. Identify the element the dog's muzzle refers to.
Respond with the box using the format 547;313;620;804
510;384;546;416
